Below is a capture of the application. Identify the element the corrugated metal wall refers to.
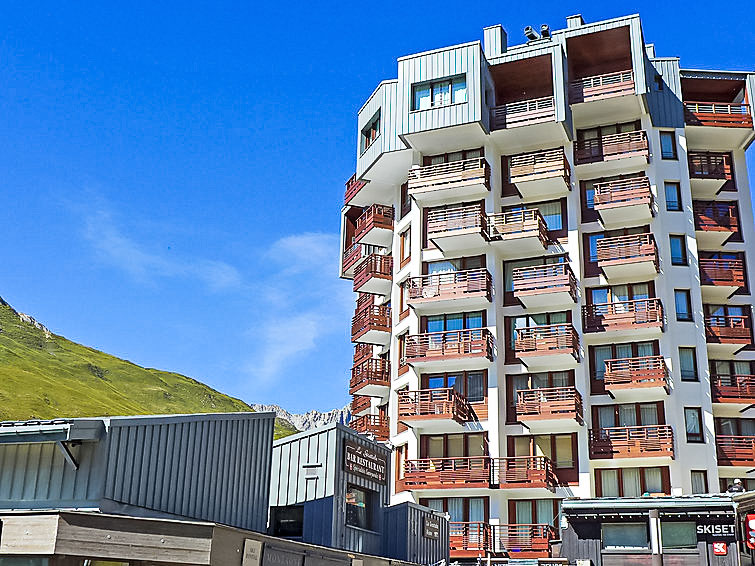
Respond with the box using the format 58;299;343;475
103;413;274;533
646;57;685;128
382;502;449;565
356;81;406;179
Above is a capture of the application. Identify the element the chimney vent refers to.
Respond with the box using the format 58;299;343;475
483;24;507;58
566;14;585;29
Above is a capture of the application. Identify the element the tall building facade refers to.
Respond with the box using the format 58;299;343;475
341;12;755;561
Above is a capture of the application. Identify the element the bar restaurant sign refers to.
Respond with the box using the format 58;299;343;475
344;440;387;484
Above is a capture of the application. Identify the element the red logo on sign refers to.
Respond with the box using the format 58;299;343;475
713;542;727;556
747;514;755;550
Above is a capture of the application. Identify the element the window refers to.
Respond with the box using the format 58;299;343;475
684;407;704;443
423;371;486;403
590;341;657;391
665;182;682;211
660;131;677;159
661;522;697;549
420;497;487;524
679;347;698;381
691;470;708;494
715;417;755;437
423;310;485;333
503;199;566;235
399;229;411;267
596;467;669;497
602;523;649;549
510;499;559;526
397;332;408;374
594;402;663;429
345;485;372;530
271;505;304;537
512;434;576;470
503;255;566;305
360;111;380;154
508;371;574;422
412;75;467;110
400;183;410;219
398;278;410;319
674;289;693;321
421;433;487;458
669;235;688;265
580;173;641;223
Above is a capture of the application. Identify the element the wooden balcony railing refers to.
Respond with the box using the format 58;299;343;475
353;343;372;365
716;435;755;465
604;355;669;390
355;204;394;242
343;243;383;273
349;414;389;441
356;292;374;313
349;358;391;395
508;148;570;185
512;263;577;302
515;324;579;359
427;204;488;238
589;425;674;459
684;101;753;128
711;374;755;403
351;395;372;414
688;152;733;182
490;96;556;130
408;157;490;193
450;522;492;557
405;268;493;304
493;456;557;489
575;130;648;165
705;314;752;344
583;298;664;333
596;233;658;270
487;209;549;246
401;456;492;489
569;70;635;103
693;202;739;232
404;329;494;364
516;387;584;423
351;305;391;342
700;258;745;288
490;524;557;555
353;254;393;292
594;176;652;209
397;388;471;423
344;173;368;205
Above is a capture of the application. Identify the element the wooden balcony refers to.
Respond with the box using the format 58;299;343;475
349;358;390;397
342;243;384;278
397;388;471;429
688;152;734;197
351;305;391;345
716;435;755;467
348;414;389;441
596;233;659;281
515;387;584;432
488;210;549;258
705;313;753;354
574;130;649;175
407;157;491;205
494;456;557;491
506;148;570;200
450;522;492;558
693;201;739;247
700;258;745;301
344;173;368;205
604;355;670;401
355;204;394;247
400;456;492;490
711;374;755;405
353;343;372;365
426;204;489;253
514;323;579;370
583;298;664;338
353;254;393;296
490;96;556;130
570;70;635;104
490;524;556;557
593;176;653;227
350;395;372;416
589;425;675;460
512;263;577;309
405;268;492;314
684;101;753;128
404;329;494;371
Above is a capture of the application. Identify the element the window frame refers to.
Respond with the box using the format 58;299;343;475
679;347;699;382
674;289;693;322
360;111;381;155
684;407;704;443
664;181;682;212
411;75;467;111
399;228;411;268
421;370;488;404
595;466;671;497
669;234;688;266
660;131;678;160
588;340;660;394
690;470;708;494
345;484;374;530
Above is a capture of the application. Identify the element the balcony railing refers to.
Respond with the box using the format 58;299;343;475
583;298;664;333
407;157;490;194
596;233;659;270
700;258;745;288
494;456;557;489
512;263;577;302
404;329;494;364
589;425;675;459
405;268;493;304
450;522;491;557
488;209;549;245
490;524;557;555
604;356;669;390
349;414;389;441
351;395;372;414
397;388;471;423
353;254;393;293
716;435;755;465
515;324;579;359
705;314;752;344
569;70;635;103
343;242;383;273
344;173;368;205
351;305;391;342
575;130;648;165
353;343;372;365
355;204;394;242
693;202;739;232
427;204;488;238
401;456;492;489
593;176;652;209
688;152;733;182
684;101;753;128
711;374;755;403
516;387;584;424
490;96;556;130
349;358;390;395
508;148;570;185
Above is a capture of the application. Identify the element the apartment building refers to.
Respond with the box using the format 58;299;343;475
340;12;755;562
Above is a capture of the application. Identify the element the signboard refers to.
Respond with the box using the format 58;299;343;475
713;542;728;556
697;523;736;539
242;540;263;566
344;440;387;484
262;546;304;566
423;515;441;540
746;514;755;549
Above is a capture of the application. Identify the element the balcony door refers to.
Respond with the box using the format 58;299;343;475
590;341;657;394
421;433;488;459
507;371;574;423
510;499;558;526
716;418;755;436
595;402;663;430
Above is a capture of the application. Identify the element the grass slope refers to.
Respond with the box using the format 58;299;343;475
0;298;298;439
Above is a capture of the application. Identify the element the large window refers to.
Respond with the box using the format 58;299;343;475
669;235;688;266
674;289;693;322
580;173;641;223
421;497;487;524
510;499;559;526
715;417;755;437
691;470;708;494
589;341;657;392
596;467;668;497
665;182;682;212
503;255;566;305
587;282;652;305
422;433;487;458
512;434;575;470
423;371;486;403
684;407;704;443
399;228;411;267
503;199;566;237
679;347;699;381
508;371;574;422
594;402;663;429
661;522;697;549
423;310;485;333
660;131;678;159
602;523;649;549
360;111;380;154
345;485;373;530
413;75;467;110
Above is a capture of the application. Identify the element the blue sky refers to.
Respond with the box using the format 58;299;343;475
1;1;753;413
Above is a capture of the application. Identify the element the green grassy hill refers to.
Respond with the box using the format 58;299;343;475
0;297;298;439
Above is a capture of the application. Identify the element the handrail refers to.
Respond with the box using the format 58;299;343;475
512;263;577;300
397;388;471;422
355;205;394;238
516;386;583;422
490;524;557;552
711;374;755;401
408;157;490;185
515;323;579;356
583;298;663;331
684;101;751;114
589;425;674;458
509;148;570;183
699;258;745;286
351;395;372;414
693;202;739;231
688;152;732;180
350;358;390;391
604;355;669;388
427;204;488;237
593;176;652;207
404;328;494;362
487;209;549;245
596;233;657;265
353;254;393;292
349;414;389;440
574;130;648;164
569;70;634;103
405;268;492;302
493;455;557;487
351;305;391;338
684;101;753;127
343;242;384;272
449;522;492;553
344;173;367;204
705;314;750;329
